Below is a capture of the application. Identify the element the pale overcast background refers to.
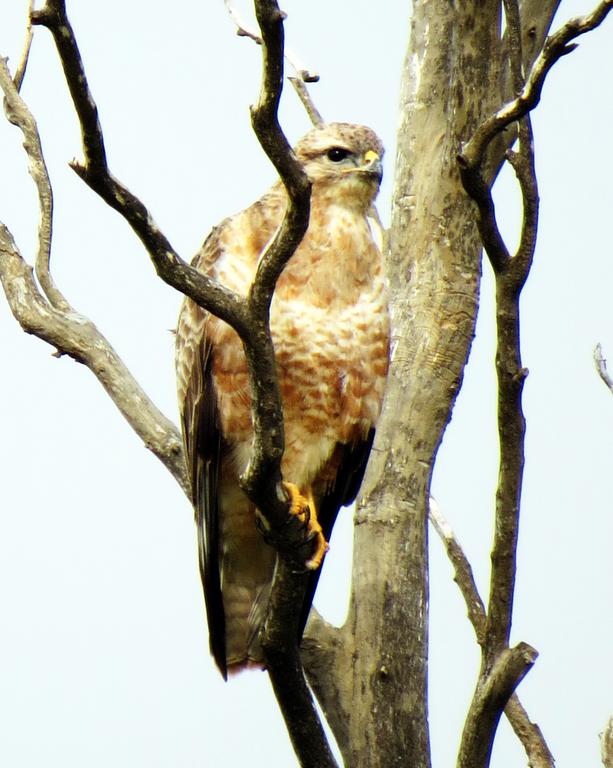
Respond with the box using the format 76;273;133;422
1;2;612;766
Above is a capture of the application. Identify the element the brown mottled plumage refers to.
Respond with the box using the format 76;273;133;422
176;123;389;678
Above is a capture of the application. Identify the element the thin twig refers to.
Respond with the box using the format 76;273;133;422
457;0;536;678
458;0;540;279
505;136;538;287
460;1;613;169
429;500;554;767
288;76;324;127
224;0;324;127
223;0;319;82
429;500;486;641
13;0;34;92
1;57;67;311
482;0;533;660
594;344;613;394
483;0;562;186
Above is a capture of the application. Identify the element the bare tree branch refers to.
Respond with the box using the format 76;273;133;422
246;3;337;764
28;0;315;548
29;0;332;763
261;566;338;768
302;611;350;752
458;643;538;768
429;500;486;641
0;221;189;493
288;76;324;128
459;1;540;279
242;0;312;507
224;0;323;126
456;3;539;765
482;0;536;672
224;0;319;82
30;2;251;337
456;0;533;686
6;2;333;762
429;500;554;768
461;1;613;170
12;0;34;91
1;56;66;311
483;0;562;185
594;344;613;394
503;698;555;768
453;2;613;765
0;57;189;494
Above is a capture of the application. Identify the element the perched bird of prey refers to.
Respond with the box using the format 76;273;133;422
176;122;389;678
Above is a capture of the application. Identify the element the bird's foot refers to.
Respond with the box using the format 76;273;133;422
283;482;329;570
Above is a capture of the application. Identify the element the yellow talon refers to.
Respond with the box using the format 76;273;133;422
283;482;329;570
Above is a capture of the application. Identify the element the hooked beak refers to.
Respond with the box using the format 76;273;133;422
363;149;383;181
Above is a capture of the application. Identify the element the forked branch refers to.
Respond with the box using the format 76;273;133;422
29;1;251;338
460;0;613;171
25;1;335;764
224;0;324;125
456;1;576;765
457;3;613;766
458;643;537;768
429;500;554;767
29;0;315;546
0;57;188;493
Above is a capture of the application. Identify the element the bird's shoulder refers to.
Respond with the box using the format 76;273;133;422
193;185;286;278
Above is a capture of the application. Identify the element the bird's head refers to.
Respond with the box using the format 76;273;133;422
293;122;384;210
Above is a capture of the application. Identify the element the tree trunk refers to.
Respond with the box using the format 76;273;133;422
305;0;570;760
304;3;503;766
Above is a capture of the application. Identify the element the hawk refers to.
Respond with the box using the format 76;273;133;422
176;122;389;678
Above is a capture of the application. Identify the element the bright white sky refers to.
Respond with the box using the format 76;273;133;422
0;2;611;767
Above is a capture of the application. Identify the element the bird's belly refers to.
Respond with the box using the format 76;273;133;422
273;297;388;482
210;292;389;482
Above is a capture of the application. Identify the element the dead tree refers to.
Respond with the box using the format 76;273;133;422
1;2;612;766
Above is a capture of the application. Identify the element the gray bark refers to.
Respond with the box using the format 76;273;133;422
3;1;606;766
303;1;565;765
306;2;502;765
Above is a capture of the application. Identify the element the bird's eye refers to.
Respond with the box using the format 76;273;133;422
326;147;351;162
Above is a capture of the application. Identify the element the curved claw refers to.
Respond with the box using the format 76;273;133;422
283;482;329;570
